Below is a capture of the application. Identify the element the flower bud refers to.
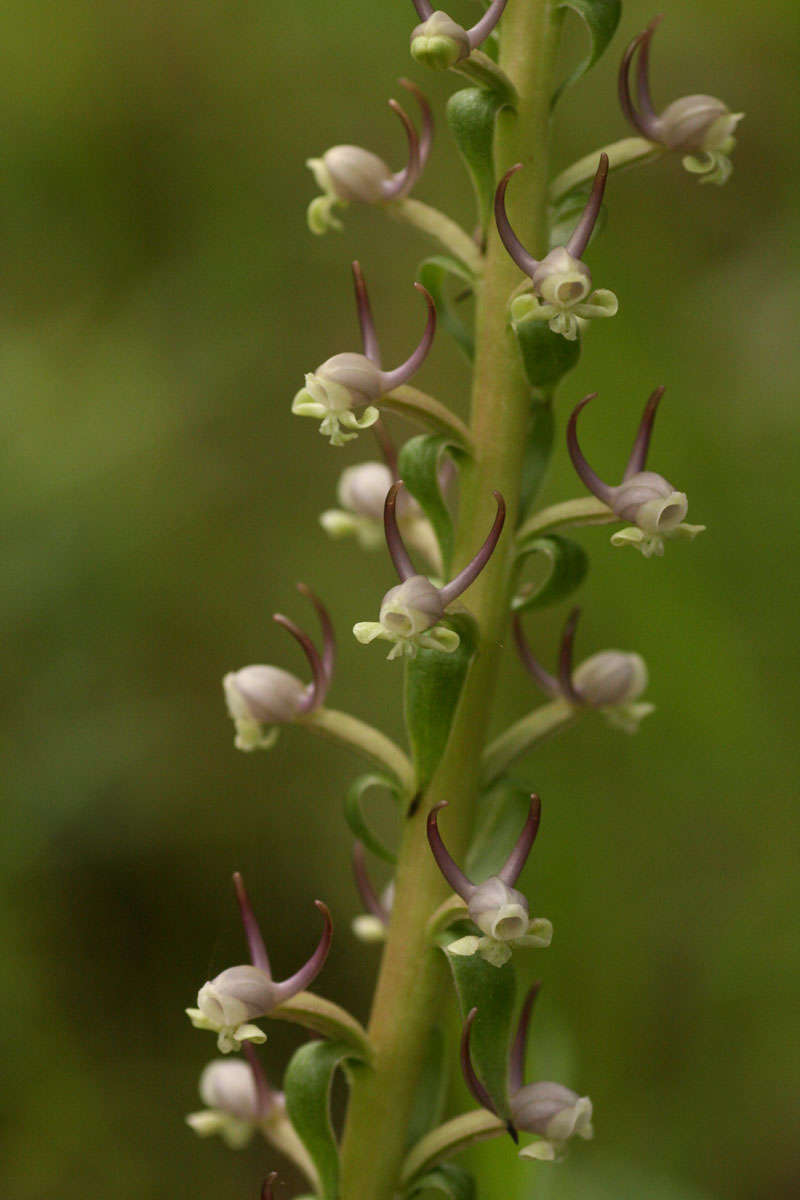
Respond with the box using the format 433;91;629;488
513;1081;594;1149
307;147;392;205
467;877;530;942
572;651;648;709
410;12;471;69
337;462;396;522
658;95;743;155
197;1058;265;1122
612;471;688;534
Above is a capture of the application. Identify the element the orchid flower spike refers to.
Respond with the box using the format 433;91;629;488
351;841;394;944
514;608;655;734
292;261;436;446
320;460;442;573
187;872;333;1053
496;155;618;342
567;388;706;558
354;482;505;660
261;1173;279;1200
410;1;507;69
223;583;335;752
427;797;552;966
307;79;433;233
186;1045;285;1149
619;16;743;186
461;986;593;1161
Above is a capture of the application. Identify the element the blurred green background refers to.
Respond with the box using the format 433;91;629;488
1;1;798;1197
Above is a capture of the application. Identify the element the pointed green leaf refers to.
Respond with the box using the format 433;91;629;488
284;1041;363;1200
552;0;622;107
446;88;504;230
398;434;465;575
514;318;581;389
343;774;399;865
407;1164;476;1200
404;1026;449;1150
445;946;516;1120
404;613;478;792
417;256;475;362
467;779;534;880
512;533;589;612
519;401;555;523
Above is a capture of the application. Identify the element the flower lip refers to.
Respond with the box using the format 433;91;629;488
198;1058;263;1122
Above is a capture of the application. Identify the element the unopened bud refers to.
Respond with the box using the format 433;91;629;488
337;462;395;521
467;877;530;942
410;12;471;69
308;147;392;205
572;651;648;708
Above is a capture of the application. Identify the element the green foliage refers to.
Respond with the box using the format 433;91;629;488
552;0;623;107
404;614;479;792
514;318;581;389
519;401;555;523
398;433;464;574
467;779;533;880
445;946;516;1120
406;1163;476;1200
417;257;475;362
512;533;588;611
343;774;399;864
404;1026;449;1151
446;87;505;230
284;1041;365;1200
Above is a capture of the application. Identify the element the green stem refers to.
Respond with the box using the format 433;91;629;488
481;695;576;785
338;6;564;1200
301;708;415;795
549;137;664;202
515;495;615;541
382;385;474;450
388;197;484;275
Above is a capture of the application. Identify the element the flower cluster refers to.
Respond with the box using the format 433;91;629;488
184;5;743;1196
